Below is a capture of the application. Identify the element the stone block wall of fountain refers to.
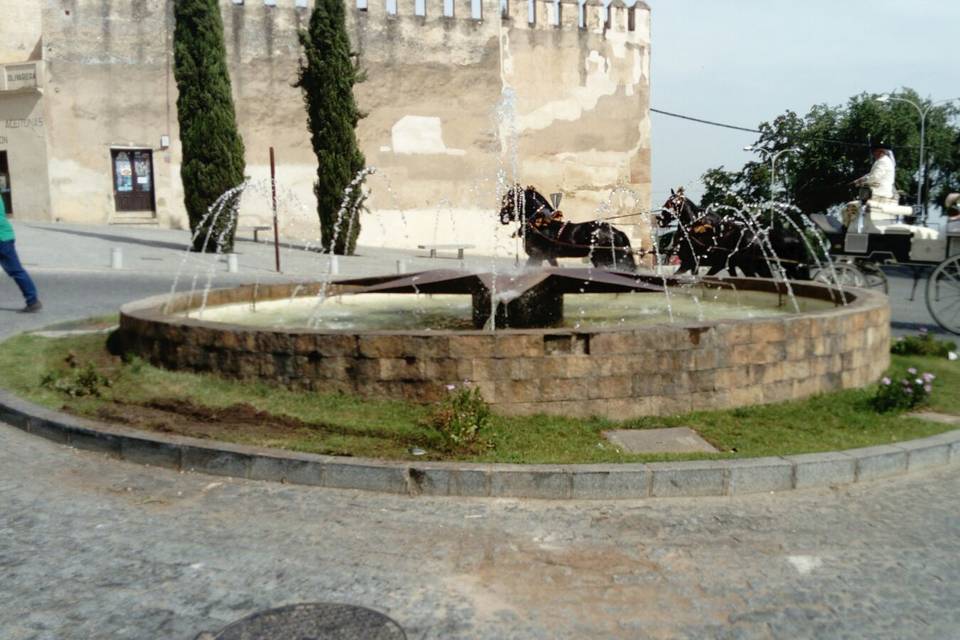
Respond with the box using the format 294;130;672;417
118;277;890;419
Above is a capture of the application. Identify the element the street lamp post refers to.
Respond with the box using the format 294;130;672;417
743;145;801;210
876;94;960;221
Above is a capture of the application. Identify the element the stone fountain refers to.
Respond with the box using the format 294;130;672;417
117;267;890;419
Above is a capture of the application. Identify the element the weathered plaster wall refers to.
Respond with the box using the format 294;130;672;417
6;0;651;254
0;0;43;64
0;1;48;218
40;1;177;225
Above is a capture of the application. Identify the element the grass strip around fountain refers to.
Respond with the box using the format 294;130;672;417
0;324;958;464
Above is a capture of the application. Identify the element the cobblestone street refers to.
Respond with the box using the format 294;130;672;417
1;223;958;639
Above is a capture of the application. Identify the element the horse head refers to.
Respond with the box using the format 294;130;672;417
656;187;698;228
499;185;554;225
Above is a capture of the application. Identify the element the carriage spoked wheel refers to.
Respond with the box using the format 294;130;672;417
812;261;888;293
925;254;960;335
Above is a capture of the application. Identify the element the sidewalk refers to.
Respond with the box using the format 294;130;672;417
12;221;515;282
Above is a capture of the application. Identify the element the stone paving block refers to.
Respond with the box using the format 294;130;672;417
896;440;951;471
24;416;70;444
488;467;572;499
120;436;184;470
570;466;649;499
249;455;325;486
648;461;727;497
181;446;254;479
409;466;491;497
726;457;794;495
323;462;409;494
604;427;718;454
849;445;908;481
68;428;123;458
782;452;855;488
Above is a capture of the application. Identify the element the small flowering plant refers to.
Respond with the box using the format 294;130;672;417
421;381;492;452
871;367;936;413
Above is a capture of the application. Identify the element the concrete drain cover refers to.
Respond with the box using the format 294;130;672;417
603;427;719;454
197;603;406;640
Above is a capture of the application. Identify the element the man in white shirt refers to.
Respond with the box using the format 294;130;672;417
843;140;908;230
854;140;897;204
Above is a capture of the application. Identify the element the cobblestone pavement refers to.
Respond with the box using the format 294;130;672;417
1;223;958;638
1;425;958;640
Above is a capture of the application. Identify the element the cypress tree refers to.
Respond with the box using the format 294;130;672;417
297;0;366;255
173;0;246;253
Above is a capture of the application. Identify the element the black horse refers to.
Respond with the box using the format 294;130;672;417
499;185;637;272
656;188;810;280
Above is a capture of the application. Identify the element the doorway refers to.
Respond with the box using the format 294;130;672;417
111;149;155;213
0;151;11;215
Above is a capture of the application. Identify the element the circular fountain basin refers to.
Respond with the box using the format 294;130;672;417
118;272;890;419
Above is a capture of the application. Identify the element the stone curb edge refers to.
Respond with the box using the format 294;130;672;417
1;388;958;500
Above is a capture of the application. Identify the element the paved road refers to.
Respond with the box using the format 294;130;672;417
1;222;958;639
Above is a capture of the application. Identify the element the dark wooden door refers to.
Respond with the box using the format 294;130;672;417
0;151;11;215
111;149;155;212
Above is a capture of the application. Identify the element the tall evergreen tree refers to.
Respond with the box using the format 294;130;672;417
173;0;246;253
297;0;367;255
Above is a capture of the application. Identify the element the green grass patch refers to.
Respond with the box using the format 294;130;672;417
0;329;957;463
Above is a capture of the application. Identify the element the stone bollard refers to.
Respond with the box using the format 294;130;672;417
110;247;123;270
226;253;239;273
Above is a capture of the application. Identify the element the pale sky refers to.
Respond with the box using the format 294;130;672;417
649;0;960;209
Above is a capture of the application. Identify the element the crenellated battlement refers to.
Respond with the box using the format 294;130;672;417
227;0;648;38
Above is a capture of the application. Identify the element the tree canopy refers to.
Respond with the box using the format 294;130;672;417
296;0;367;255
173;0;246;253
701;90;960;218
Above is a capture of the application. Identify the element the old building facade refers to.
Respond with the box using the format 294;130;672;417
0;0;651;252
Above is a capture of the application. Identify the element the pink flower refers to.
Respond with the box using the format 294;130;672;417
922;372;935;382
881;377;891;385
904;387;913;394
907;367;918;375
924;385;932;393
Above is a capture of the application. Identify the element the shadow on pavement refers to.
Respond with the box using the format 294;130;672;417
30;225;190;253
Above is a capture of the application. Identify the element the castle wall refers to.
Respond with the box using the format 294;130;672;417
0;0;651;255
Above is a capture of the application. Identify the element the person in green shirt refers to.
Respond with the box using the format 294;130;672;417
0;197;41;313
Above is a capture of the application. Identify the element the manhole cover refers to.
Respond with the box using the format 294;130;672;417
198;602;406;640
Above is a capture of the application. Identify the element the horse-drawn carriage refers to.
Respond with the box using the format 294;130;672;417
499;184;960;334
656;185;960;335
807;186;960;334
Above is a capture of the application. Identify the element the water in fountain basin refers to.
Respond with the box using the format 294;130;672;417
196;287;834;331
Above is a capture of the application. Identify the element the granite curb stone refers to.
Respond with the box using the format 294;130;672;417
1;388;959;500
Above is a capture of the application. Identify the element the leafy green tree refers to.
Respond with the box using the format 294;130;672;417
173;0;246;253
701;90;960;218
296;0;367;255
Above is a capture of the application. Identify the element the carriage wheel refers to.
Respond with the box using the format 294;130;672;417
812;262;869;289
925;255;960;335
855;261;889;293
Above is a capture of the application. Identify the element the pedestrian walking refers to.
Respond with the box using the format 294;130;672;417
0;197;42;313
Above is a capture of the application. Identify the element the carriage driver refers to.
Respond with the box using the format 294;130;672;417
843;140;899;229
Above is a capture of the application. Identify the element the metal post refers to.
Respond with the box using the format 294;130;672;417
270;147;280;272
918;109;927;220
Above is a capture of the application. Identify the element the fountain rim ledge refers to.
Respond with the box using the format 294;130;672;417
1;384;957;500
119;275;877;336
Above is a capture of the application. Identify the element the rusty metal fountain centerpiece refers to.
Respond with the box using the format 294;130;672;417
118;262;891;418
